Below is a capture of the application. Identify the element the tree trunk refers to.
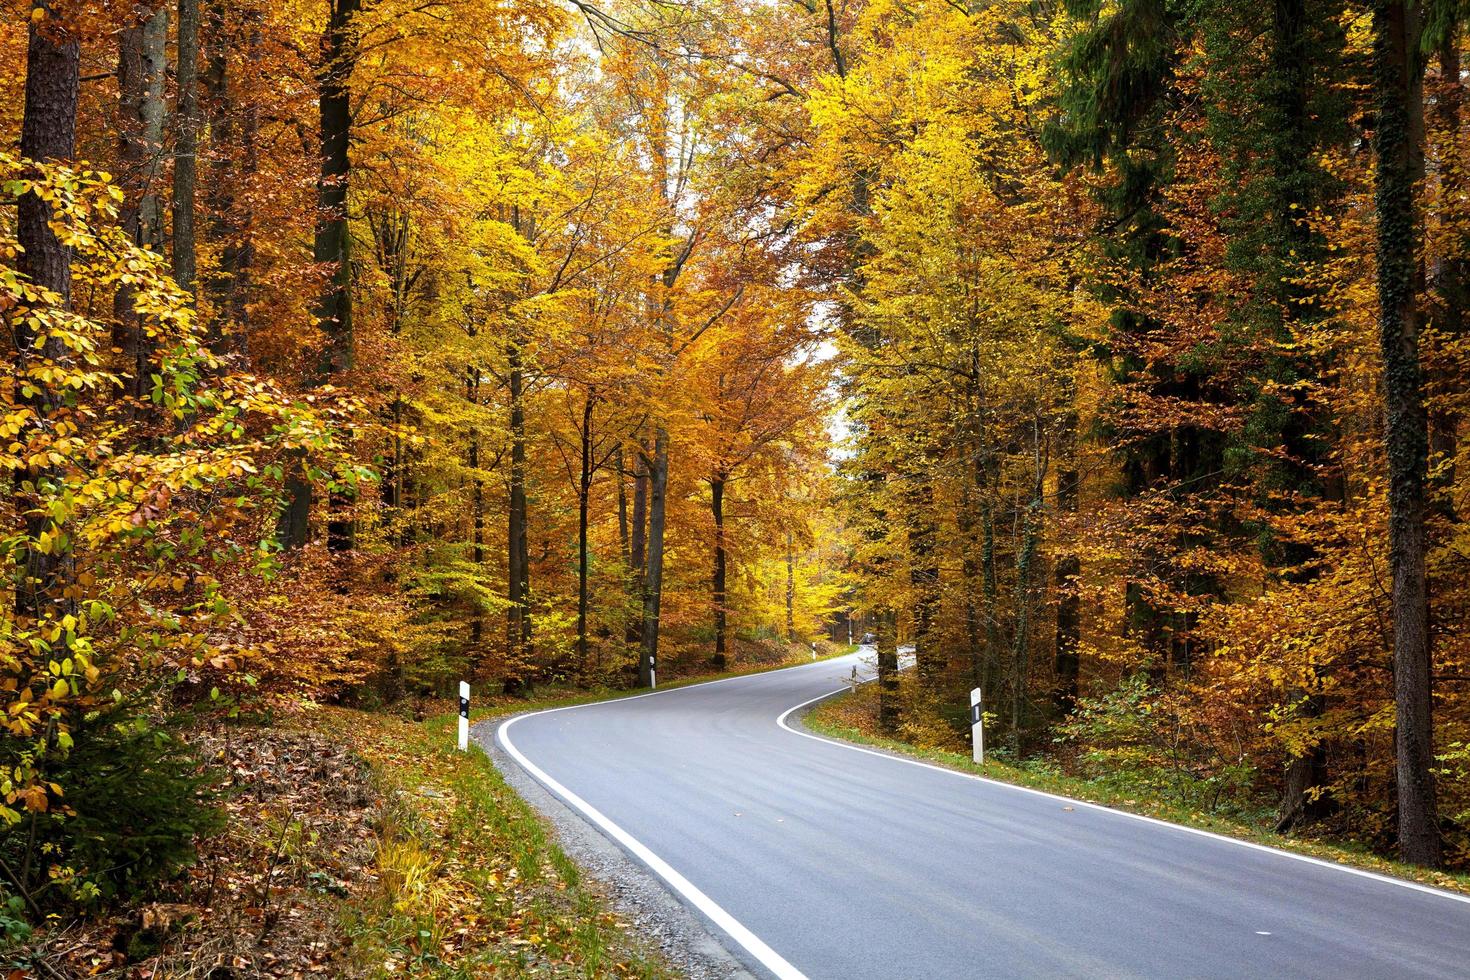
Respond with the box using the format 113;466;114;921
1011;498;1041;753
908;479;940;692
876;608;899;734
281;0;361;551
115;3;167;400
785;528;796;643
616;445;630;567
14;0;80;622
204;0;258;359
1053;405;1081;713
469;425;484;649
577;395;595;666
1277;692;1334;833
1265;0;1335;827
172;0;200;294
981;488;1000;697
1430;31;1465;498
639;428;669;686
960;439;983;689
319;0;359;553
117;6;168;254
507;335;530;668
712;474;727;667
626;437;648;649
1371;0;1439;867
315;0;357;374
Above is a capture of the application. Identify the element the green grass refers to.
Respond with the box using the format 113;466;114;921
327;645;861;978
803;687;1470;898
318;708;674;978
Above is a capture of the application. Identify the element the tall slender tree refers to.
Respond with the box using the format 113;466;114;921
1370;0;1439;868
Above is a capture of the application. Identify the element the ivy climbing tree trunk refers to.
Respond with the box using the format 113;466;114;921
1370;0;1439;868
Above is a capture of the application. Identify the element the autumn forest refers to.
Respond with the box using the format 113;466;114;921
4;0;1470;971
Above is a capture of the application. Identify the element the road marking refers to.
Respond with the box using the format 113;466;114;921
497;704;810;980
774;686;1470;908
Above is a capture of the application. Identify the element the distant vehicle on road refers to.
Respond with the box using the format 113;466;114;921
858;633;875;645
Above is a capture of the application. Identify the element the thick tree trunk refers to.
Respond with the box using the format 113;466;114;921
281;0;361;551
204;0;258;358
711;474;727;667
320;0;359;553
314;0;357;374
14;0;80;622
172;0;200;294
1371;0;1439;867
115;4;167;399
638;429;669;686
117;6;168;252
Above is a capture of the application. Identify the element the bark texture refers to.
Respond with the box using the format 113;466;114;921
1371;0;1439;867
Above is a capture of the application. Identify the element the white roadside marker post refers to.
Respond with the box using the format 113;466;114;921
650;654;656;690
458;681;470;752
970;687;984;765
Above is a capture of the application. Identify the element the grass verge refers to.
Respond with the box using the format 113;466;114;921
804;683;1470;897
315;707;674;978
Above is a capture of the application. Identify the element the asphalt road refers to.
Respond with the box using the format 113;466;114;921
495;650;1470;979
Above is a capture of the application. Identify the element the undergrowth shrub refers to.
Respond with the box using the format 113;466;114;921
1056;675;1258;816
1;704;222;911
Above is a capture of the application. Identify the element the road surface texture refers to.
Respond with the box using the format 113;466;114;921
493;651;1470;979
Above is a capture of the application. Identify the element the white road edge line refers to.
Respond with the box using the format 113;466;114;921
496;692;810;980
776;685;1470;908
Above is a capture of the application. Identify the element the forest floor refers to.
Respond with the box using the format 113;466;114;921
805;682;1470;897
21;706;672;979
18;637;839;979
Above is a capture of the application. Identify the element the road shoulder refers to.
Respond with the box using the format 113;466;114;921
801;685;1470;899
477;712;757;980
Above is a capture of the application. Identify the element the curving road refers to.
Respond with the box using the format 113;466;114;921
492;650;1470;979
